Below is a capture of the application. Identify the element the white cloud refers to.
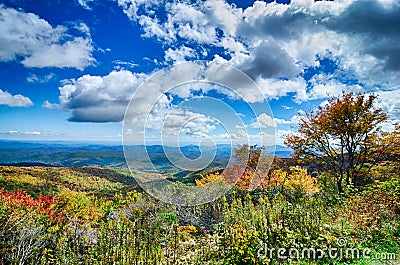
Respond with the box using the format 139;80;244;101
276;129;296;145
301;74;364;102
249;113;275;128
6;130;40;135
123;128;134;136
164;46;196;63
24;131;41;135
274;118;291;125
42;100;59;109
27;73;56;83
374;89;400;119
211;128;248;142
0;89;33;107
113;60;138;70
161;109;217;137
51;0;400;134
117;0;242;46
56;63;211;123
117;0;159;20
274;115;301;125
257;77;307;101
0;5;95;70
380;119;400;133
53;70;147;122
117;0;400;104
22;37;94;69
78;0;94;10
283;31;346;67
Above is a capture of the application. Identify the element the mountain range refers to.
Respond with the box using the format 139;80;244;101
0;140;292;168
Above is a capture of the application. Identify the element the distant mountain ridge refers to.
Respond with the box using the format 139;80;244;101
0;140;292;168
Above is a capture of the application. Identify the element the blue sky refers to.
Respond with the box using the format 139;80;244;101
0;0;399;145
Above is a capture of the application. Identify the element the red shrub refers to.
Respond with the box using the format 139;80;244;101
0;188;60;221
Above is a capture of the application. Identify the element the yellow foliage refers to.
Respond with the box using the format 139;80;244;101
53;190;103;224
195;165;318;195
263;166;319;195
195;172;221;186
177;225;197;234
286;166;319;195
264;168;286;188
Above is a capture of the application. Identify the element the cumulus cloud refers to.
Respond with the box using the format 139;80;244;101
22;37;94;69
0;89;33;107
274;115;301;126
117;0;400;108
276;129;296;145
159;109;217;137
117;0;159;20
282;105;292;110
300;74;364;102
317;0;400;88
325;0;400;70
0;6;95;70
249;113;275;128
238;1;312;42
118;0;242;46
164;46;196;63
51;70;147;122
47;0;400;129
211;128;249;142
241;40;301;80
53;66;210;125
374;89;400;119
257;77;307;101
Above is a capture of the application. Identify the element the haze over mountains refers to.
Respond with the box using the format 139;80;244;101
0;140;292;168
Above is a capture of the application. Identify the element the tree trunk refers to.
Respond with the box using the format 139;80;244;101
346;169;350;185
337;178;344;193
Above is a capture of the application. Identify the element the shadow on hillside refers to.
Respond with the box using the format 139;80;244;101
72;167;139;187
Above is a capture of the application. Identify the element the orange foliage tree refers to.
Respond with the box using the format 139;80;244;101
285;92;397;193
195;145;319;195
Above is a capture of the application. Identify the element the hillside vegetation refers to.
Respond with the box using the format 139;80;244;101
0;161;399;264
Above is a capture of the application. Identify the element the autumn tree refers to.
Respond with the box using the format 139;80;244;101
285;92;393;193
195;145;273;190
232;144;273;190
380;123;400;162
195;144;321;195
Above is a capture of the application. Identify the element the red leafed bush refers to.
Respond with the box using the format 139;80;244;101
0;188;59;221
